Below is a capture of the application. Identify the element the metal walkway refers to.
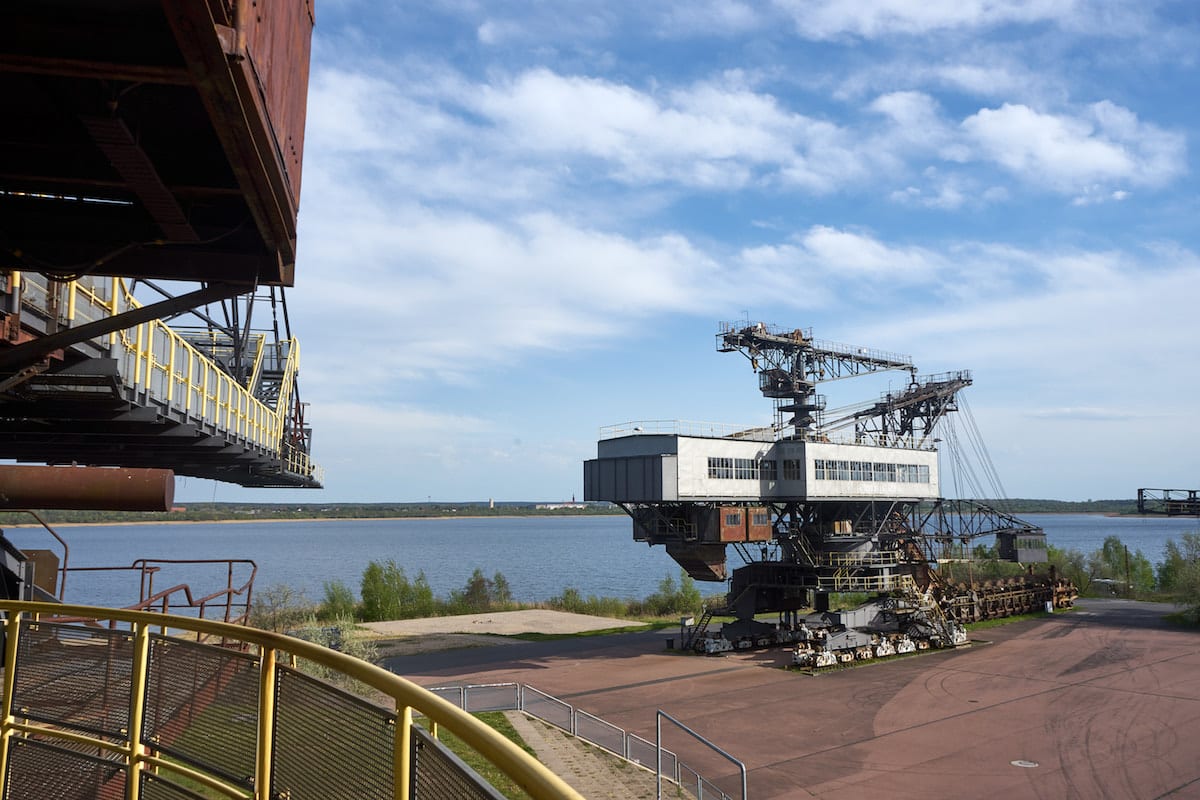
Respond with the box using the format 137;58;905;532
0;272;320;488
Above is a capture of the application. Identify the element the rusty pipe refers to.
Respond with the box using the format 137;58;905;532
0;466;175;511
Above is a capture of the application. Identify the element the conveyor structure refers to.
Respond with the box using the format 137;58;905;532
0;0;320;488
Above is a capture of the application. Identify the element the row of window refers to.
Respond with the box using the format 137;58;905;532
724;511;772;526
707;457;777;480
707;457;930;484
813;459;930;483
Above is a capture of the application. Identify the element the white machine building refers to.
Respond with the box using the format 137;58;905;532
585;425;939;504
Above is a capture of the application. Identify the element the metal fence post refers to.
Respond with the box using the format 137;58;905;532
657;710;747;800
127;622;151;800
255;647;277;800
397;705;413;800
0;613;23;792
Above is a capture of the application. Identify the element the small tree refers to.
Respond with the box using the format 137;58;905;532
1048;545;1091;595
455;568;494;613
492;572;514;608
1159;532;1200;622
320;580;357;621
445;569;517;613
1158;532;1200;592
360;561;439;620
1092;536;1155;595
644;571;703;616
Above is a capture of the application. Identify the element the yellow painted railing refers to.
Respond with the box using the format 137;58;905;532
11;273;321;483
0;601;583;800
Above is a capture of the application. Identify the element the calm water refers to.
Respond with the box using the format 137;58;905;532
6;513;1197;609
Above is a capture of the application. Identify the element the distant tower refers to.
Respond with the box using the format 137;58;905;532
489;498;495;509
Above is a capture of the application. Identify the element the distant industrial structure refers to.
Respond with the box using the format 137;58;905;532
1138;488;1200;516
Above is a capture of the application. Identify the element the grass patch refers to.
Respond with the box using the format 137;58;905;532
964;610;1058;631
1162;610;1200;628
421;711;535;800
510;620;676;641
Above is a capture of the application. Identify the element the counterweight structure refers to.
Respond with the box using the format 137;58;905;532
585;322;1072;660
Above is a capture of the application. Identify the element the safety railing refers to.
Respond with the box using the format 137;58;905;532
0;602;583;800
816;550;901;567
10;273;321;484
430;682;739;799
817;572;905;592
599;420;776;441
597;419;936;450
8;511;257;631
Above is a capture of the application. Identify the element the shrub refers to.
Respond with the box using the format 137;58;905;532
250;584;315;632
320;580;357;621
448;569;518;614
359;560;436;621
287;616;379;695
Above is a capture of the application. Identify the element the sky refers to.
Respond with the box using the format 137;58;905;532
184;0;1200;504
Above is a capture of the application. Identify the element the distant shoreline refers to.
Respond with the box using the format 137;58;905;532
3;514;609;529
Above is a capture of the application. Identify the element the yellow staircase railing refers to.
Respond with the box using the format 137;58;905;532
8;273;321;484
0;601;581;800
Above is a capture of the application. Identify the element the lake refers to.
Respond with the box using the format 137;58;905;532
5;513;1197;610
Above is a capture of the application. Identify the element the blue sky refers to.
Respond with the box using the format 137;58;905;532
185;0;1200;504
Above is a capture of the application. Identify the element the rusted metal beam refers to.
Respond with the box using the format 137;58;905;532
79;115;199;242
0;54;191;84
0;465;174;511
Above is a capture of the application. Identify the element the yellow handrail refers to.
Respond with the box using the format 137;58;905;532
99;279;318;479
0;601;584;800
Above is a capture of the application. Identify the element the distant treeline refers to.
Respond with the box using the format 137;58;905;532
0;498;1142;526
0;501;621;526
995;498;1138;514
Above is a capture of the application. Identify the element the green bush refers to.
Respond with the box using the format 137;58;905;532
1158;532;1200;621
287;616;379;695
320;580;357;620
359;560;436;621
447;568;518;614
643;571;703;616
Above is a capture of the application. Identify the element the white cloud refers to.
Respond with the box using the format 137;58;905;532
472;69;846;189
889;171;972;209
658;0;762;35
933;64;1028;97
961;102;1185;195
773;0;1080;39
293;198;733;389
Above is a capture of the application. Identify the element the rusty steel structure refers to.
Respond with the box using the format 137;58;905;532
0;0;321;488
586;321;1074;661
0;1;321;599
0;465;174;511
0;0;313;286
1137;488;1200;516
